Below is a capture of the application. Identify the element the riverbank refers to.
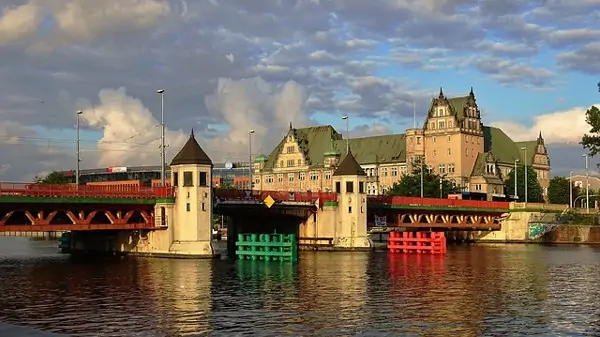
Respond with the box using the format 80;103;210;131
0;323;67;336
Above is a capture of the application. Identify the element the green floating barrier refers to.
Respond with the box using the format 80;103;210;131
235;232;298;263
58;232;71;254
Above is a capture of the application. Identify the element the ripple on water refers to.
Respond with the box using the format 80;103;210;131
2;241;600;336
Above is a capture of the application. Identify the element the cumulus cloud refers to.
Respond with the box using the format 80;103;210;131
492;103;600;144
0;2;42;45
78;88;188;167
204;77;311;159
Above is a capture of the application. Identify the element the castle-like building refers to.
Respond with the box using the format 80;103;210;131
251;88;551;200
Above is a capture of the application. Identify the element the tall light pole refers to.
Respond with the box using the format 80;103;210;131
341;115;349;154
584;154;590;213
520;147;528;204
569;171;574;208
157;89;166;186
420;156;424;198
514;159;519;200
76;110;83;185
248;130;255;191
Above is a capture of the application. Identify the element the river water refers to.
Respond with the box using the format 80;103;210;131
1;237;600;336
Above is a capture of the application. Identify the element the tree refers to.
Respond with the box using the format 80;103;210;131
33;171;71;184
504;165;544;203
547;176;580;205
387;159;459;198
581;105;600;162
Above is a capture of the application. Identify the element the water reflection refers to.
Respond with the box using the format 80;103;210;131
2;238;600;336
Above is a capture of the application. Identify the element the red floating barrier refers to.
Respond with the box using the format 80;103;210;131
387;231;446;254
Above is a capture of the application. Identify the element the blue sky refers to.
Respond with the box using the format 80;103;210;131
0;0;599;180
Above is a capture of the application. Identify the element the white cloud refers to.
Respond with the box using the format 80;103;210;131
492;103;600;144
0;2;42;45
78;87;188;167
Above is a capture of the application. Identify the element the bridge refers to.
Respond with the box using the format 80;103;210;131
0;182;509;233
0;182;174;232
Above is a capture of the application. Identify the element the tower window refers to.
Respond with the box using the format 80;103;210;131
199;172;207;186
346;181;354;193
183;172;193;187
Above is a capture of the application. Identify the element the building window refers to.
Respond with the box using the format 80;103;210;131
255;177;260;184
400;166;407;175
466;135;469;143
280;160;284;168
288;135;292;142
439;164;446;174
288;173;294;182
448;163;455;174
287;146;294;153
287;160;294;167
475;184;482;191
310;172;319;181
391;167;398;176
199;172;207;186
183;172;193;187
466;149;469;156
417;137;421;144
173;172;179;187
433;136;436;143
348;206;352;213
277;174;283;182
447;148;451;156
447;136;451;142
381;168;388;177
266;175;273;183
433;150;437;157
186;203;191;212
325;171;332;180
335;181;341;193
299;172;305;181
448;121;453;128
438;121;445;128
427;165;433;173
346;181;354;193
359;182;364;193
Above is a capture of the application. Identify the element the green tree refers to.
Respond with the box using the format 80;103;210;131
387;159;459;198
547;176;580;205
33;171;71;184
504;165;544;202
581;105;600;161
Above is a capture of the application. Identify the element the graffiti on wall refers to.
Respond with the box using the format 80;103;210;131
528;223;557;240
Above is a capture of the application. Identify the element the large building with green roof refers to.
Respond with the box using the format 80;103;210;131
252;88;551;200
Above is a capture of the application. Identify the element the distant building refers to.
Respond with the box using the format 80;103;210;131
252;88;551;200
62;162;252;189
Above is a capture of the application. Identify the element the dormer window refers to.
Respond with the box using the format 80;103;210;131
437;107;445;116
485;163;496;175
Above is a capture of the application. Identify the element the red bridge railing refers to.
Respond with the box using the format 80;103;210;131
214;189;338;204
0;182;174;199
367;195;510;209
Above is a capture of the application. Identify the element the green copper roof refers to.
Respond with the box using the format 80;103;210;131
483;126;534;166
254;154;268;162
335;134;406;164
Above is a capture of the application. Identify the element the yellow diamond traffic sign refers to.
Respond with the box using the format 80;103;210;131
264;195;275;208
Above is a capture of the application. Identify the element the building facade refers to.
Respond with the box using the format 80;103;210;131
253;88;551;200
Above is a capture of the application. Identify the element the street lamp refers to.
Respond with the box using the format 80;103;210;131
520;147;527;204
248;130;255;191
514;159;519;200
341;115;349;154
156;89;166;187
420;156;424;198
76;110;83;186
584;154;590;213
569;171;574;208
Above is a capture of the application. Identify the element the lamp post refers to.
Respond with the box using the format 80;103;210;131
520;147;527;204
514;159;519;200
248;130;255;191
584;154;589;213
420;156;424;198
341;115;349;154
569;171;574;208
76;110;83;186
156;89;166;187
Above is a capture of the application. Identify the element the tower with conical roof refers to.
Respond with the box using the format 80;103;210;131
332;150;370;249
168;129;214;256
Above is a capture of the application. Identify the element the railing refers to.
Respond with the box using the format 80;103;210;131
0;182;174;199
214;189;338;203
367;195;510;210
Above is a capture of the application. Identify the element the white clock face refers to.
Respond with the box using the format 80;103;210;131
225;162;233;169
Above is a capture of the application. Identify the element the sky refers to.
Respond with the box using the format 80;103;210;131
0;0;599;181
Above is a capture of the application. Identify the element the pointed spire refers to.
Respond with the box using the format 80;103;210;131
190;128;195;138
470;86;474;96
289;121;293;130
439;87;444;98
171;129;212;166
333;151;365;176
